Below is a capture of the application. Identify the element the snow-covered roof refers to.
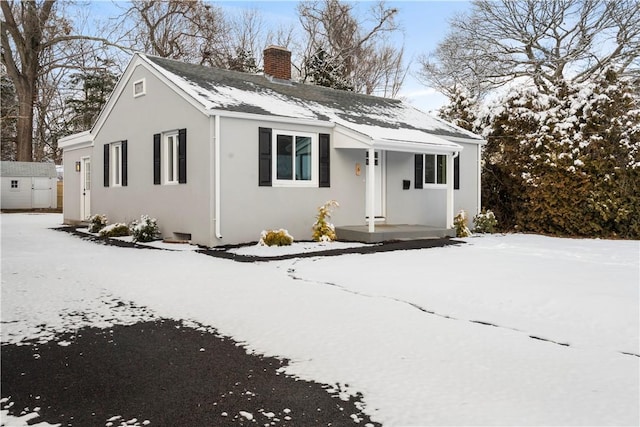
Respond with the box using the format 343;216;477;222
1;161;57;178
142;55;483;150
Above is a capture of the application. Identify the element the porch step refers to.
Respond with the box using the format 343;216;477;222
336;224;456;243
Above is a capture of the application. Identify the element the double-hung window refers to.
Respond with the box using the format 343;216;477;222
424;154;447;185
104;140;127;187
415;153;452;189
164;132;179;184
112;142;123;186
153;129;187;185
273;130;317;187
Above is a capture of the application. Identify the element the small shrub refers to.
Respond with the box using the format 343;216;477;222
130;215;160;242
99;223;130;238
259;229;293;246
473;209;498;233
454;210;472;237
312;200;339;242
88;214;108;233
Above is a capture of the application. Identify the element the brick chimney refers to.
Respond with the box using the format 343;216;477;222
263;46;291;80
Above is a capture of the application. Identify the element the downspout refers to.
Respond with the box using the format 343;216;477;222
214;114;222;239
446;151;460;229
477;144;482;215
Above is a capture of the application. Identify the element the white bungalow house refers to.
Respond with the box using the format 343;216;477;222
60;47;485;246
1;161;58;210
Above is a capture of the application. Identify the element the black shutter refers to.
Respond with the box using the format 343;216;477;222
319;133;330;187
414;154;423;189
258;127;272;186
178;128;187;184
153;133;161;185
121;140;128;187
104;144;110;187
454;155;460;190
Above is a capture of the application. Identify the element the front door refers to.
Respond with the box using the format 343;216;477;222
365;150;384;219
81;157;91;219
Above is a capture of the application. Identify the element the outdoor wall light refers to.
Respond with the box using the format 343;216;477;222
75;161;81;172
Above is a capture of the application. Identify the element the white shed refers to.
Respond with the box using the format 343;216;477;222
1;161;58;210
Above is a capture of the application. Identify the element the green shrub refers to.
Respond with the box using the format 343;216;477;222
88;214;107;233
473;209;498;233
98;223;130;238
312;200;339;242
130;215;160;242
259;229;294;246
454;210;472;237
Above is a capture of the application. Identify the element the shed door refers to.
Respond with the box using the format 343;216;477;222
81;158;91;219
32;177;53;208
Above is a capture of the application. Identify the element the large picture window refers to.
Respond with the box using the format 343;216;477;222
273;130;317;186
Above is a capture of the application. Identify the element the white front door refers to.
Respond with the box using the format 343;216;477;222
81;157;91;219
365;150;384;219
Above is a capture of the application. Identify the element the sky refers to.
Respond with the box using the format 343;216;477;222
214;1;473;111
89;1;472;112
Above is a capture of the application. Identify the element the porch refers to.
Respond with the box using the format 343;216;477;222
336;224;456;243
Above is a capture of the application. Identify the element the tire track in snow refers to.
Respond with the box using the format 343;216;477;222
285;261;638;359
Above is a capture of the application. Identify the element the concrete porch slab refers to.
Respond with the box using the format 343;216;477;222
336;224;456;243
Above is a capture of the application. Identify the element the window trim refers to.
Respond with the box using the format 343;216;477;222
272;129;318;187
163;131;180;185
133;78;146;97
10;179;19;190
422;153;447;188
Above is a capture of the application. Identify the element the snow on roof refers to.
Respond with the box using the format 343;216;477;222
143;55;483;147
1;161;57;178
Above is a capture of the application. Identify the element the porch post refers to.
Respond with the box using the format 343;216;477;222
367;148;375;232
446;153;455;229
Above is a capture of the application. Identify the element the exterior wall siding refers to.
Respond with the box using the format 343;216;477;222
453;141;482;221
62;146;92;222
215;117;351;245
1;177;33;209
91;66;213;245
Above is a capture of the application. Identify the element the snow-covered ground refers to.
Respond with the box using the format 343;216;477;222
2;213;638;426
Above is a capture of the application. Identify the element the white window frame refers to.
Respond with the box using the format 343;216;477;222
164;131;179;185
10;179;19;190
133;78;146;97
111;142;123;187
272;130;318;187
423;153;447;188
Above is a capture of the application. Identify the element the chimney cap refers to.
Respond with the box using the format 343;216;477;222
264;45;290;52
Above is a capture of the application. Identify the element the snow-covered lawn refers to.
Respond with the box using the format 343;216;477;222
2;213;638;426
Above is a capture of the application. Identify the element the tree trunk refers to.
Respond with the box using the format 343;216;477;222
16;86;35;162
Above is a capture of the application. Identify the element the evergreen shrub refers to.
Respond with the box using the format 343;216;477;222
88;214;107;233
259;229;294;246
130;215;160;242
454;210;472;237
312;200;339;242
98;223;130;238
473;209;498;233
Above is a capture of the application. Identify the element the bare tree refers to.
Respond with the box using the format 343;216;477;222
297;0;407;96
1;0;116;162
120;1;229;67
418;0;640;98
